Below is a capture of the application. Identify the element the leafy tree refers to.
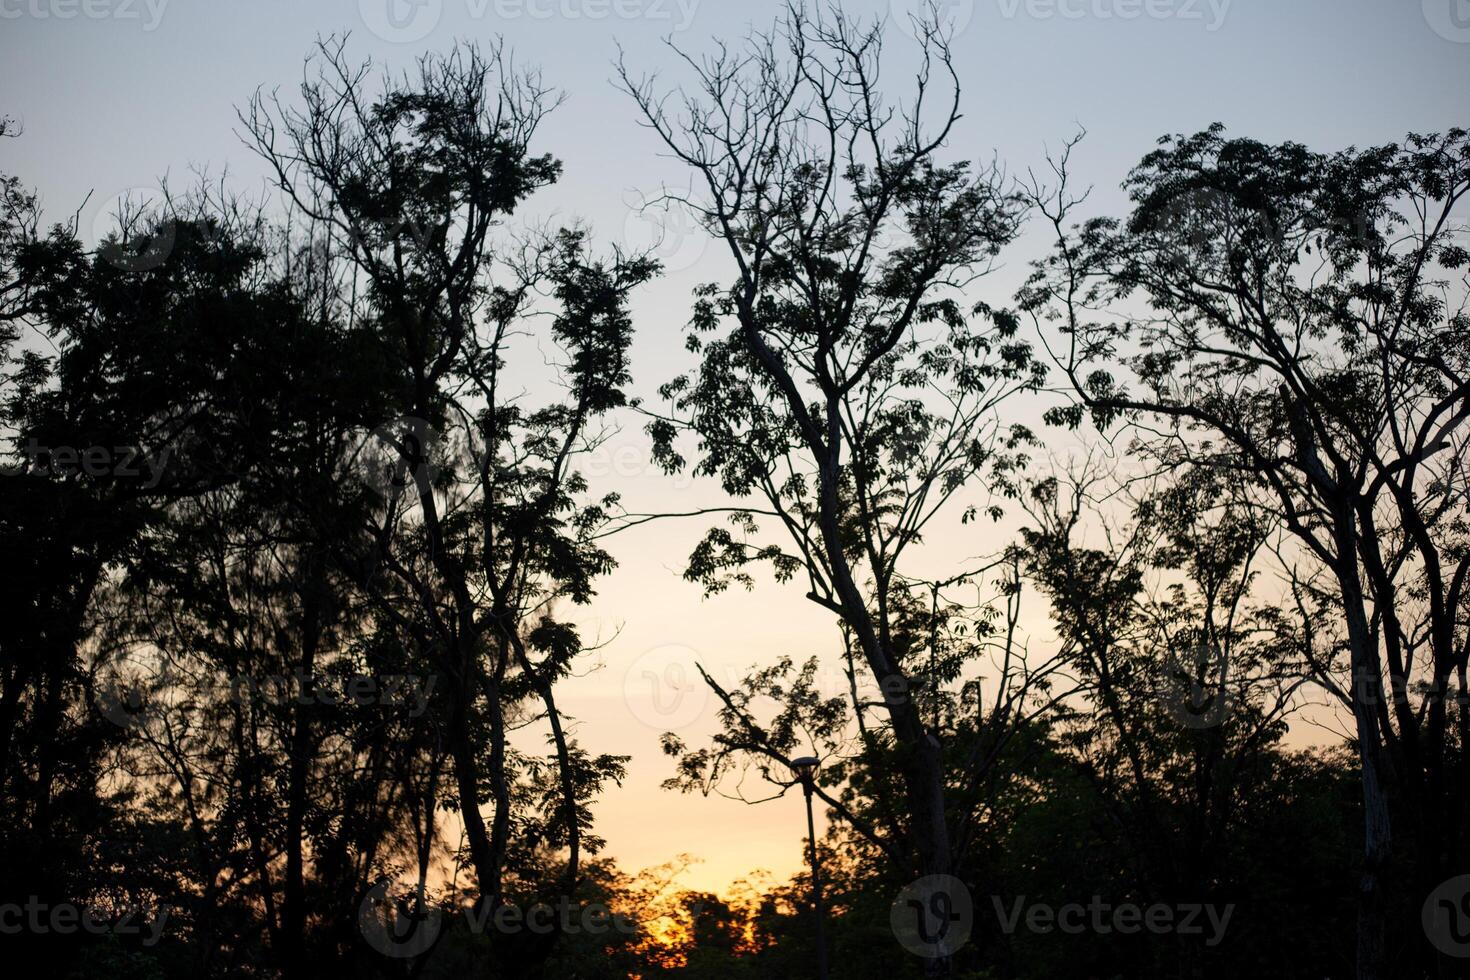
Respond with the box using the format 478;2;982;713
241;38;655;971
0;174;326;974
1020;464;1319;977
1019;123;1470;978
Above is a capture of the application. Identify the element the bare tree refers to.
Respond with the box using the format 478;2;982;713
618;5;1056;933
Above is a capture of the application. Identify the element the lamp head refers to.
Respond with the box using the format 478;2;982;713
789;755;819;785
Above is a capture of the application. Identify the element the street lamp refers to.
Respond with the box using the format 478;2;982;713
790;755;830;980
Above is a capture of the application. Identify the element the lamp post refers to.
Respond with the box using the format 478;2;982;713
790;755;830;980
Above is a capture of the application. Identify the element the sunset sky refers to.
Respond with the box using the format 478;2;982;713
2;0;1466;895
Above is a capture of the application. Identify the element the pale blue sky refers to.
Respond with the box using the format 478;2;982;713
2;0;1466;893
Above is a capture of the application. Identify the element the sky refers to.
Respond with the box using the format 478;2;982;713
2;0;1467;895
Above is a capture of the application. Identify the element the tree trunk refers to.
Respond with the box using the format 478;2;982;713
814;456;954;973
1341;564;1391;980
1355;742;1391;980
281;558;322;978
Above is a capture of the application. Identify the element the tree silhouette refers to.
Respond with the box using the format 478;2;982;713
1021;123;1470;979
